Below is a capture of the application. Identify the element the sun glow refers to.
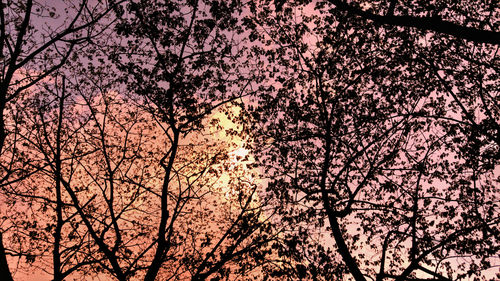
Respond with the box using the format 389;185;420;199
206;104;260;204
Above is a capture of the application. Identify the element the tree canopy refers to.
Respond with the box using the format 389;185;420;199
0;0;498;280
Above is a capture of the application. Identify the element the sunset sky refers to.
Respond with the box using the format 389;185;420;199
1;1;499;281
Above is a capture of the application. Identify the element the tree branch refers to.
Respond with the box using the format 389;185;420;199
327;0;500;45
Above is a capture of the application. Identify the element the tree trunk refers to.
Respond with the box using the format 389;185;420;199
0;232;14;281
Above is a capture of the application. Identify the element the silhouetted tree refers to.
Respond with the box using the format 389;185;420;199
247;0;499;280
0;1;117;279
83;0;282;280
